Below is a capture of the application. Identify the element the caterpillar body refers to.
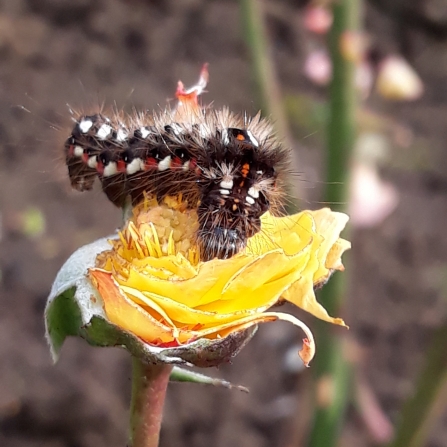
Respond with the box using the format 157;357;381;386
64;66;290;261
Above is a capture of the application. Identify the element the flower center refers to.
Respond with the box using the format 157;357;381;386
96;195;200;269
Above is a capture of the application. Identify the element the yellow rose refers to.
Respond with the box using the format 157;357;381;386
89;196;350;366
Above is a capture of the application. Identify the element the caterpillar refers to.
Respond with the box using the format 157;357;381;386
64;65;290;261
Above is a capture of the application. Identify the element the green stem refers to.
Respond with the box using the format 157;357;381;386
308;280;352;446
240;0;287;132
129;357;173;447
389;324;447;447
240;0;303;207
325;1;359;212
308;0;360;445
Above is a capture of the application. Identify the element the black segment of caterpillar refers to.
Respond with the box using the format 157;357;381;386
65;113;202;208
64;68;290;260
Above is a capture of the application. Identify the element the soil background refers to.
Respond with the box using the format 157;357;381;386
1;1;447;446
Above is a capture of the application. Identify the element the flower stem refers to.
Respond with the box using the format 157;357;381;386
129;357;173;447
308;0;360;445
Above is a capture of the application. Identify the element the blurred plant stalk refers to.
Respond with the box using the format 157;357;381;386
388;323;447;447
308;0;360;445
240;0;304;207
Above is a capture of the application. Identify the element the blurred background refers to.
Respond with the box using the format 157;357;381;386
1;0;447;446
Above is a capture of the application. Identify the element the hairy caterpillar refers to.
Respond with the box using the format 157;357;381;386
64;65;290;260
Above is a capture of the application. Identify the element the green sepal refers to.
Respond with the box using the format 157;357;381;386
170;367;249;392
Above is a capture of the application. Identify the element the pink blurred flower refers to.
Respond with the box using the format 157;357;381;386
304;49;332;86
350;163;399;228
303;6;333;35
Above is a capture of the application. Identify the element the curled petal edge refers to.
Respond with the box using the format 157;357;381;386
89;269;315;365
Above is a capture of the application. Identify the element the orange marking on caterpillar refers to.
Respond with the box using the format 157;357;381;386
117;160;127;173
241;163;250;178
171;157;182;168
96;161;105;175
189;158;200;175
145;157;158;170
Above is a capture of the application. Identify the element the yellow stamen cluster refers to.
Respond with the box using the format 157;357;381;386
97;196;200;272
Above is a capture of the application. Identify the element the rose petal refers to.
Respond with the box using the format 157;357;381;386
310;209;350;282
326;238;351;271
197;252;308;314
247;211;316;256
121;255;254;308
90;266;316;367
89;269;189;344
282;282;346;326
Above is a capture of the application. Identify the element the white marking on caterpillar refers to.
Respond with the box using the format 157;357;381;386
256;170;263;175
247;186;259;199
220;179;233;189
116;128;128;142
140;127;151;138
126;158;143;175
97;124;112;140
158;155;172;171
182;160;190;171
79;120;93;133
246;196;255;205
87;156;98;169
170;123;183;135
246;130;259;147
103;161;118;177
74;145;84;157
198;123;210;138
220;189;230;195
221;128;229;145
